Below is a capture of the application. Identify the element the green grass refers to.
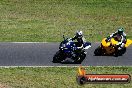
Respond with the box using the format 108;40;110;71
0;67;131;88
0;0;132;42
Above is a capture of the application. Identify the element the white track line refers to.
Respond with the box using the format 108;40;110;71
10;42;49;43
0;66;129;68
0;66;82;68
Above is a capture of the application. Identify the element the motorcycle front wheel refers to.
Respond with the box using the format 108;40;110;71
94;46;102;56
52;50;65;63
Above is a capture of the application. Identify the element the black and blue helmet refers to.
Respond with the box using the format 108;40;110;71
118;28;124;34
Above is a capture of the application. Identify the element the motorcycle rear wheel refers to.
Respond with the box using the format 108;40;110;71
74;52;86;64
115;47;126;57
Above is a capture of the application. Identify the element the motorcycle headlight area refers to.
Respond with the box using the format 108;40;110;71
62;44;66;47
60;44;68;49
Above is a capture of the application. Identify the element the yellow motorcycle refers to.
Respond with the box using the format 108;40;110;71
94;37;132;56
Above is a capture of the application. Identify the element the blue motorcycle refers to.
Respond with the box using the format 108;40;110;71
52;35;91;64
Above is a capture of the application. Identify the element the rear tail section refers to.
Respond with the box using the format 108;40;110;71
125;39;132;47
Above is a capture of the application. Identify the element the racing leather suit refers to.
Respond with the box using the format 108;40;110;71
107;31;127;50
72;35;86;50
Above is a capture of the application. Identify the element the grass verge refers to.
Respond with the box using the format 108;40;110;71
0;66;131;88
0;0;132;42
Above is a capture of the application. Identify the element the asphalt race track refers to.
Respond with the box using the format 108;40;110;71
0;43;131;66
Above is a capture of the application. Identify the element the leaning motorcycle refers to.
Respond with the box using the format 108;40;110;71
94;37;132;57
52;35;91;64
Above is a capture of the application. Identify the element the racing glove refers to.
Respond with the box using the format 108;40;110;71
116;42;122;47
106;37;111;42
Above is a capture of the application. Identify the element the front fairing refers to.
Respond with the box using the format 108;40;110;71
59;38;75;53
101;38;118;55
125;39;132;47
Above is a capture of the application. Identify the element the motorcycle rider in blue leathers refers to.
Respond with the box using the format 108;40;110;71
72;31;86;50
70;31;86;62
106;28;127;51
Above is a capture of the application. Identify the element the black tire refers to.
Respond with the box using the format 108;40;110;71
74;52;86;64
94;47;102;56
52;51;64;63
118;47;126;56
113;46;118;57
114;47;126;57
121;47;126;55
114;52;119;57
79;52;86;63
